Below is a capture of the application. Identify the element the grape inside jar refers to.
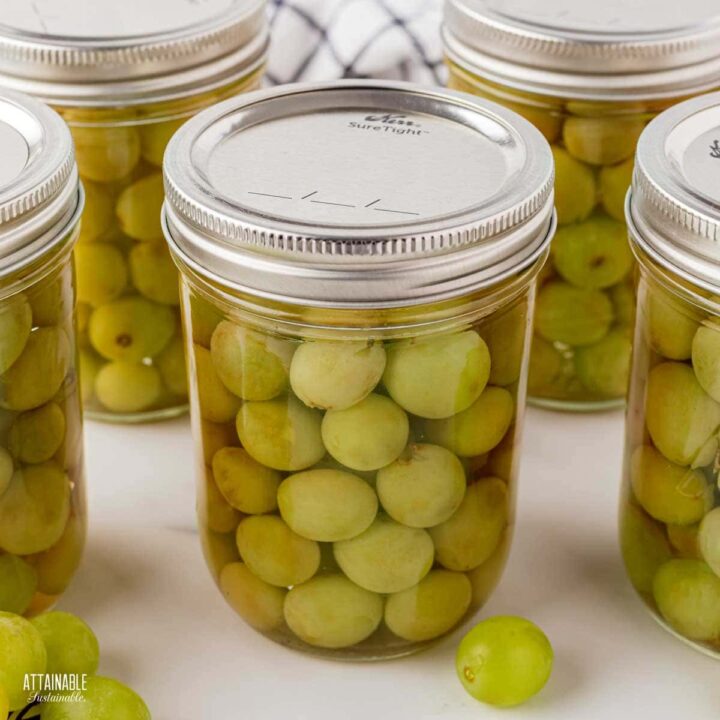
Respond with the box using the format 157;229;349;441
163;81;556;659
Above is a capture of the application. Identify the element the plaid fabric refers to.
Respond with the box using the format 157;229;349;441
267;0;445;86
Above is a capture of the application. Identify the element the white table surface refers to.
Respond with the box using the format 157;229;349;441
59;407;720;720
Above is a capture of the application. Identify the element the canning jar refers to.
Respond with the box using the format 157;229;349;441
0;0;268;422
622;93;720;657
443;0;720;411
0;90;85;616
163;81;555;659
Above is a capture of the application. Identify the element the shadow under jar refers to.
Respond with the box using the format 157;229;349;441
0;0;269;422
0;90;86;617
162;81;556;660
622;93;720;658
443;0;720;411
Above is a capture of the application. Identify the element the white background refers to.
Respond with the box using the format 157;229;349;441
60;408;720;720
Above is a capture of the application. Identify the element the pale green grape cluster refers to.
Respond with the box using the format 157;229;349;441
195;308;520;654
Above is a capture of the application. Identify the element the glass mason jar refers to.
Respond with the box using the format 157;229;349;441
0;90;85;617
443;0;720;411
622;93;720;657
0;0;269;422
163;81;555;659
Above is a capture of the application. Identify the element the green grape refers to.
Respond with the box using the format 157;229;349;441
156;334;188;397
528;336;564;395
551;146;597;225
653;559;720;641
600;158;634;222
535;282;613;346
0;684;7;719
609;283;635;331
278;468;378;541
284;574;383;649
290;340;386;410
429;478;507;572
42;675;151;720
94;362;162;413
0;447;12;495
79;181;115;243
29;273;71;328
72;125;141;183
201;530;239;578
699;508;720;577
200;471;240;534
0;328;70;411
31;612;99;675
645;290;699;360
385;569;471;642
89;297;175;362
212;447;281;514
0;554;37;614
480;304;526;387
8;402;66;464
424;387;514;458
645;363;720;466
630;446;712;525
383;331;490;419
692;322;720;402
321;394;408;471
129;242;180;305
467;538;509;609
668;523;700;559
0;612;47;711
190;295;223;347
456;616;553;708
236;515;320;588
140;117;186;167
236;395;325;472
333;516;434;594
376;444;465;528
620;504;672;594
115;173;165;241
28;514;85;596
195;345;241;423
552;215;633;289
0;297;32;374
219;562;286;631
201;419;238;466
574;331;631;397
563;115;644;166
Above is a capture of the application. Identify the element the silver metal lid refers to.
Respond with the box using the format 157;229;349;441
0;89;80;282
443;0;720;100
0;0;268;106
163;81;555;308
629;92;720;295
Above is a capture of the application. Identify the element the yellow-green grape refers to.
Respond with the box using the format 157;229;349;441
0;448;12;495
563;115;645;166
140;117;186;167
481;305;526;387
699;508;720;576
645;289;699;360
0;612;47;711
653;559;720;641
129;243;180;305
31;612;99;676
156;334;188;398
551;146;597;225
429;478;507;572
89;297;175;362
0;684;7;718
333;516;434;593
630;446;712;525
235;515;320;588
212;447;281;515
385;569;471;642
424;387;514;458
78;349;103;402
195;345;241;423
200;471;240;534
552;215;633;289
236;395;325;472
75;243;128;307
619;504;672;594
528;336;564;395
219;562;286;632
28;514;85;596
190;295;223;347
0;327;70;411
376;444;465;528
290;340;386;410
574;331;631;397
487;431;516;482
0;297;32;375
645;362;720;466
600;158;634;222
94;362;162;413
202;531;239;578
668;523;700;559
383;332;490;419
321;394;408;472
535;282;613;347
79;181;114;243
609;283;635;331
71;125;141;183
8;402;65;464
201;419;238;466
115;173;165;241
278;469;378;541
210;321;293;401
692;322;720;402
467;538;509;609
284;574;383;649
0;555;37;614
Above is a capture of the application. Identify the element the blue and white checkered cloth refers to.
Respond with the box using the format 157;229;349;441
267;0;445;86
